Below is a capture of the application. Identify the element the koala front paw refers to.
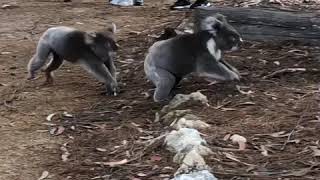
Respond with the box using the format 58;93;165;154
27;72;36;80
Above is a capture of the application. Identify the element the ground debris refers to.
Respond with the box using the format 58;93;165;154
13;2;320;179
263;67;315;79
37;171;49;180
46;113;56;121
1;4;19;9
161;92;209;113
309;146;320;157
61;143;70;162
172;118;211;130
173;170;217;180
165;128;208;154
49;126;65;136
229;134;247;150
94;159;129;167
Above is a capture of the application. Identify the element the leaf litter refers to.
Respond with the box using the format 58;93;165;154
39;2;320;179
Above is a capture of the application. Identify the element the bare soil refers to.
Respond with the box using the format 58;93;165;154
0;0;320;180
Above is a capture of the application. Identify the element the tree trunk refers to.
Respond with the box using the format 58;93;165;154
194;7;320;45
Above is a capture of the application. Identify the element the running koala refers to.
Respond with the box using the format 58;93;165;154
27;24;119;95
144;14;242;103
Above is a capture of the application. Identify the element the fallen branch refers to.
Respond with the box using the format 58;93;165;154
211;146;251;152
3;100;17;109
281;94;314;150
263;68;307;79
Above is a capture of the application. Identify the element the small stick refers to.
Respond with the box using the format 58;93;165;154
263;68;306;79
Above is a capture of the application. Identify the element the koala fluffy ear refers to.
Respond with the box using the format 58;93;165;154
201;16;223;34
107;23;117;34
214;13;227;23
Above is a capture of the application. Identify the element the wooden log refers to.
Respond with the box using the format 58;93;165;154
194;7;320;45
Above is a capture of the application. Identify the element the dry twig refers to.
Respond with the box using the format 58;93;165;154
263;68;319;79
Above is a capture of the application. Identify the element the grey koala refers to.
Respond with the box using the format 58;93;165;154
27;24;119;95
144;14;242;103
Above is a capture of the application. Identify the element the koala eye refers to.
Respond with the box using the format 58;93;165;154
212;23;221;31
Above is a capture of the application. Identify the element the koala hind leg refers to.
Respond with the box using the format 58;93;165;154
79;57;118;96
151;68;177;103
43;52;63;84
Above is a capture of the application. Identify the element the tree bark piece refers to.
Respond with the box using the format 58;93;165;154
194;7;320;45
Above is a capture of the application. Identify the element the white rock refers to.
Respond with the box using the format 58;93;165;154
110;0;134;6
173;170;217;180
162;92;209;112
173;118;210;130
165;128;206;153
162;109;192;124
175;149;210;174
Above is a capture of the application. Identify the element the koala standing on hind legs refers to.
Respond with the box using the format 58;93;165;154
144;14;243;103
27;23;119;96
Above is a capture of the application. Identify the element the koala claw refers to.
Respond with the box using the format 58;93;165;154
106;83;119;96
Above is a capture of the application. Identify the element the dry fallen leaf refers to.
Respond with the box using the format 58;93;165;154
139;135;154;140
263;68;306;79
1;4;19;9
241;0;262;7
282;168;312;177
159;174;171;178
96;148;107;152
221;107;237;111
141;92;150;98
255;131;290;138
61;152;70;162
49;126;65;136
309;146;320;157
260;145;269;156
63;111;73;118
61;143;70;162
236;102;256;106
137;173;147;177
46;113;56;121
150;155;162;162
269;0;284;6
223;134;231;141
236;85;254;95
273;61;280;66
91;175;111;180
131;122;140;127
288;49;308;56
224;152;256;167
38;171;49;180
56;126;65;135
49;127;57;135
230;134;247;150
0;51;12;55
95;159;128;167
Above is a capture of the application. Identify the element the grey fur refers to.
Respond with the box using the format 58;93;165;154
27;25;119;95
144;14;242;103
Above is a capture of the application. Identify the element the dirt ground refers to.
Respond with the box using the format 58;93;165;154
0;0;320;180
